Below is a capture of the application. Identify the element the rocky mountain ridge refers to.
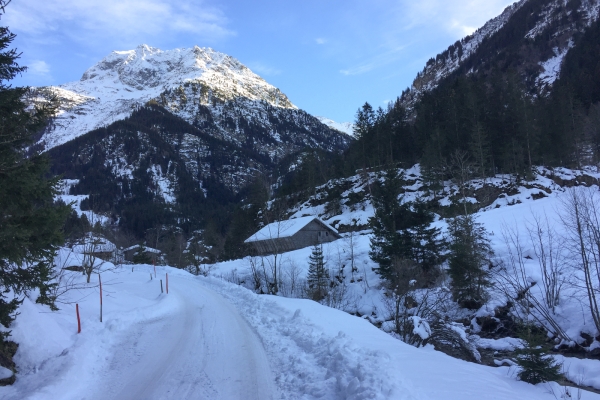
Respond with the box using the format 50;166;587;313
39;45;349;162
401;0;600;110
41;45;351;240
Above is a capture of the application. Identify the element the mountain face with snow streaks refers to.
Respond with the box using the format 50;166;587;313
43;45;350;185
40;45;348;161
316;116;355;136
43;45;350;237
402;0;600;109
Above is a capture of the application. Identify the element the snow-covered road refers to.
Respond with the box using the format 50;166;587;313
87;276;276;400
4;260;600;400
0;265;278;400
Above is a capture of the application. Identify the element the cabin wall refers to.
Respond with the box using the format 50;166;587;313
250;220;339;255
251;237;297;255
293;220;338;248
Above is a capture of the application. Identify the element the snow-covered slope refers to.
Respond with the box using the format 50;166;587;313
316;116;355;136
206;164;600;393
39;45;299;151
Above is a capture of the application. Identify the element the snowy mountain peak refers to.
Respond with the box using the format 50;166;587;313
76;44;293;106
39;45;299;150
316;116;355;136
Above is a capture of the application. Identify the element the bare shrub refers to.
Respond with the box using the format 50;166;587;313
495;224;571;341
560;188;600;334
381;257;453;347
526;212;567;312
277;257;305;298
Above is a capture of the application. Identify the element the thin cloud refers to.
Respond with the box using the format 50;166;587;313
3;0;235;46
315;38;327;45
248;62;282;77
337;0;514;76
340;45;407;76
340;63;376;76
28;60;51;77
23;60;53;84
400;0;515;37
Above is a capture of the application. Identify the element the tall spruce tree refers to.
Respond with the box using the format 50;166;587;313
307;244;328;301
353;102;375;169
369;169;445;283
447;214;493;309
409;200;446;281
0;1;69;337
369;169;411;281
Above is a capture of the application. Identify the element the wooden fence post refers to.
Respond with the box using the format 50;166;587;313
99;274;103;323
160;279;163;294
166;273;168;294
76;304;81;333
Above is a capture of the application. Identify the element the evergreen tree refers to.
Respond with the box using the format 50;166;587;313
307;244;328;301
61;207;91;244
353;102;375;141
369;169;411;281
370;169;445;283
353;102;375;169
515;325;563;385
409;201;446;281
447;214;493;309
132;246;152;264
0;2;70;336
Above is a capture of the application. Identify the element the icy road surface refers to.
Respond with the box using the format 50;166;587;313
89;277;276;400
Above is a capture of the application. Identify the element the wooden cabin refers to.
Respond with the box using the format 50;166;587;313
123;244;162;264
245;216;341;255
71;234;117;262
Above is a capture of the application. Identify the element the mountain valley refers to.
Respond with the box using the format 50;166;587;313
3;0;600;398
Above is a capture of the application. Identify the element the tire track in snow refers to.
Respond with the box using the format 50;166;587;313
89;277;276;400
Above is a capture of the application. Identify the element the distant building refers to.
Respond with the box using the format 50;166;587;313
123;244;163;264
245;216;341;255
71;233;117;262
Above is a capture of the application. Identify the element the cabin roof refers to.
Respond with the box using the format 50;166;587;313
244;216;339;243
71;234;116;254
123;244;161;254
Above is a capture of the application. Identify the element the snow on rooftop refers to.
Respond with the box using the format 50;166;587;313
123;244;161;253
71;234;116;254
244;216;337;243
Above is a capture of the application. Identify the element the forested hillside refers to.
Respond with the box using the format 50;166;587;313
43;0;600;264
280;0;600;197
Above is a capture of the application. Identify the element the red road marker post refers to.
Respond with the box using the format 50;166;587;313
166;273;168;294
76;304;81;333
99;273;103;323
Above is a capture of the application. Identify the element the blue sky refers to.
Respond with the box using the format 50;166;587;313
4;0;515;123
